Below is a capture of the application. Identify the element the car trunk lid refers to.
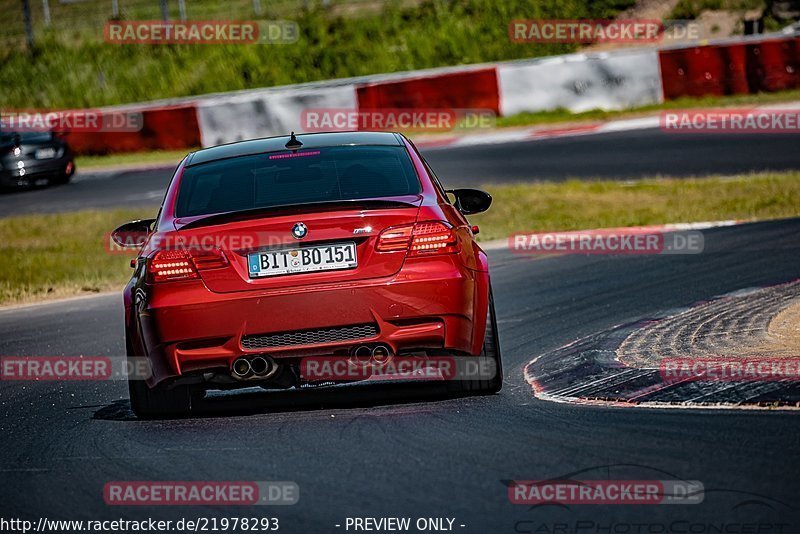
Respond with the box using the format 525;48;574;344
173;197;421;293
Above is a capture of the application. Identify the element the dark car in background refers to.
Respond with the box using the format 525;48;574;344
0;131;75;190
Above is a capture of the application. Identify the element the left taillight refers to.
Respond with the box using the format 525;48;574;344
146;248;228;283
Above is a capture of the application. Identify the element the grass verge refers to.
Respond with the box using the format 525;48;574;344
76;149;197;170
3;0;628;109
0;208;154;306
1;171;799;306
470;171;800;241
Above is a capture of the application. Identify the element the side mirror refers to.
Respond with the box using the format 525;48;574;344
111;219;156;248
446;188;492;215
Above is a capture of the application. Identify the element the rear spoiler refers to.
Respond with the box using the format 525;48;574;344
176;198;421;231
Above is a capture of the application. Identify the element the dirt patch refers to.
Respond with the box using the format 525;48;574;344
695;10;744;40
617;280;800;367
621;0;684;19
766;299;800;356
584;0;747;52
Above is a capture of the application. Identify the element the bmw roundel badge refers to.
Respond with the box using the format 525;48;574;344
291;222;308;239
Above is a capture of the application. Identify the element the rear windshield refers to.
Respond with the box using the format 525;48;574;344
175;146;421;218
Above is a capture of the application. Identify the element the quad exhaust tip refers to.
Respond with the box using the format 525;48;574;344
353;345;373;362
232;358;252;378
350;344;393;363
372;345;392;363
232;356;276;380
251;356;270;376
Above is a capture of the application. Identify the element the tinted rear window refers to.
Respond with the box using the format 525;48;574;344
176;146;420;217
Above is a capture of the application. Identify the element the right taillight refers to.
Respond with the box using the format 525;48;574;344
376;221;459;256
147;248;228;283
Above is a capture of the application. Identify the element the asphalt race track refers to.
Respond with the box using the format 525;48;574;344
2;219;799;530
2;128;800;217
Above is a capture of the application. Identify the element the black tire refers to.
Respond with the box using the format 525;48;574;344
126;337;193;419
49;161;74;186
448;285;503;394
49;172;71;186
128;377;194;419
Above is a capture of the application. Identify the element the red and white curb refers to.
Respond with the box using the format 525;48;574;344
415;99;800;151
479;219;745;251
416;116;660;150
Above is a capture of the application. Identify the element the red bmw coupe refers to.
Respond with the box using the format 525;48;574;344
113;131;501;417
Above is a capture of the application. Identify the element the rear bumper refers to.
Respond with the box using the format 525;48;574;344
0;158;72;187
132;255;489;386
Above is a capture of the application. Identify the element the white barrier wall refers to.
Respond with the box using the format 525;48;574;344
195;48;665;148
498;49;664;116
197;85;358;147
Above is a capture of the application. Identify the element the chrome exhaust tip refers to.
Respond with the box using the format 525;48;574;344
352;345;372;363
232;358;252;378
371;344;392;364
251;356;270;376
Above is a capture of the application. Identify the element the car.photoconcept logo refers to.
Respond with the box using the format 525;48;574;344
291;222;308;239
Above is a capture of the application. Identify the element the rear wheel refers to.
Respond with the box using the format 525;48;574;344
127;337;194;419
49;161;74;186
448;285;503;394
128;378;195;419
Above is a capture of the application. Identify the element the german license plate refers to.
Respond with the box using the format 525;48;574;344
35;148;57;159
248;242;357;278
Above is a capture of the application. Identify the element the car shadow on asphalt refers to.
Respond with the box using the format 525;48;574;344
92;381;490;421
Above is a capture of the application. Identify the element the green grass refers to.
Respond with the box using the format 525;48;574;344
0;208;154;305
0;0;635;109
76;148;197;169
470;171;800;241
1;0;421;40
2;171;800;306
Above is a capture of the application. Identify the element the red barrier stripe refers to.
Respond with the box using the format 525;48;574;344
658;45;728;99
356;68;500;114
64;104;200;155
752;38;800;92
659;36;800;100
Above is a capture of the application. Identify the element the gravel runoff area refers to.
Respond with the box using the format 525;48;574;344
618;280;800;366
525;278;800;407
